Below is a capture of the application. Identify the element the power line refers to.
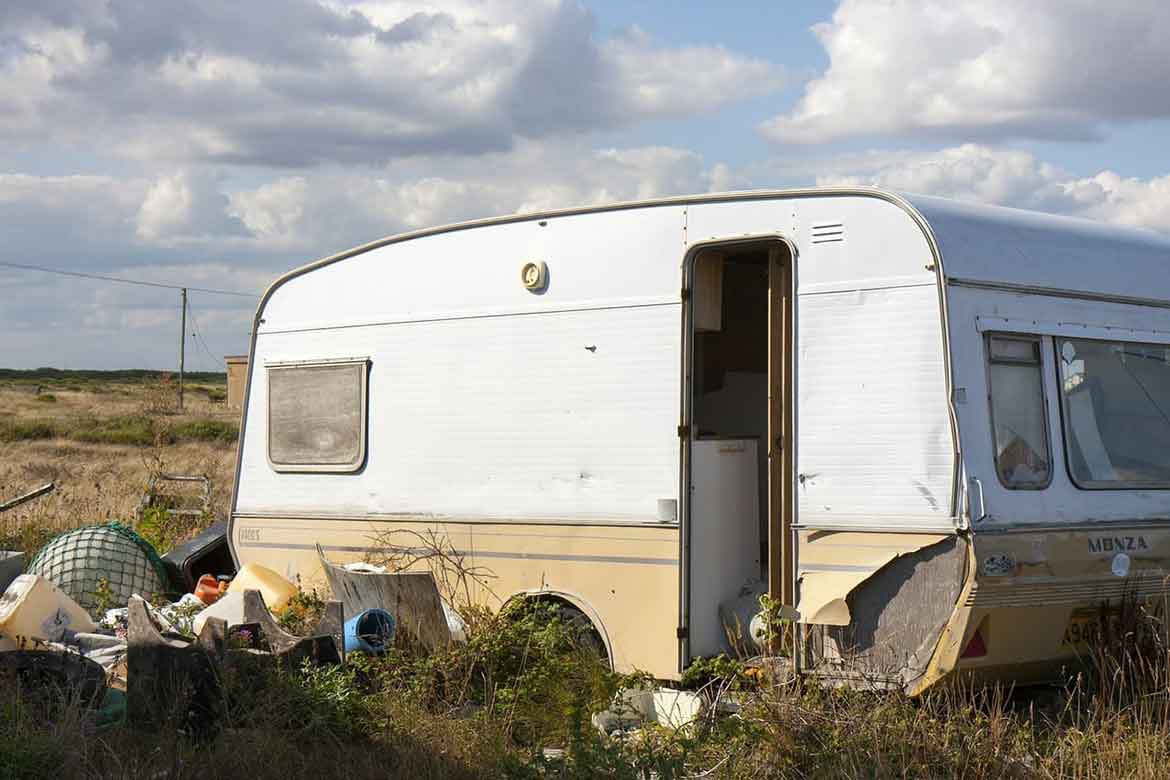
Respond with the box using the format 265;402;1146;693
0;259;258;298
186;300;225;370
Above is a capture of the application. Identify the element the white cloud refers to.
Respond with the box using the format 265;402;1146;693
134;171;248;244
0;0;786;167
0;138;728;367
762;0;1170;143
135;174;196;242
603;26;787;117
814;143;1170;232
227;141;722;252
6;145;1170;369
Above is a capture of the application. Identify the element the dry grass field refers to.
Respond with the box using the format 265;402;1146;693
4;371;1170;778
0;374;237;550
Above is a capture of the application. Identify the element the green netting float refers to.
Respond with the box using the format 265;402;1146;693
27;523;170;616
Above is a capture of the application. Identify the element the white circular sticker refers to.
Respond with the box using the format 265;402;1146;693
1111;552;1131;578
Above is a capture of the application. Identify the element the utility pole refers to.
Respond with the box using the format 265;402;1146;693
178;287;187;411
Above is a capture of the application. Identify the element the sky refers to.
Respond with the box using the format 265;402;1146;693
3;0;1170;369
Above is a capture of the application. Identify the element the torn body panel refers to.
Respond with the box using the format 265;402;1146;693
797;531;966;690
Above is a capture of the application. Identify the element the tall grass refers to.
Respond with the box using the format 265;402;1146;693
5;595;1170;779
0;415;237;446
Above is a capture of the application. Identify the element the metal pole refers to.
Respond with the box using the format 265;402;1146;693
0;482;55;514
179;287;187;411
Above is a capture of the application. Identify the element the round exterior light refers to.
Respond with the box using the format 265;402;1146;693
521;260;548;291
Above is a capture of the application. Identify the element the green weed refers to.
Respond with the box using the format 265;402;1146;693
66;415;157;446
0;419;57;442
169;419;238;444
276;588;328;636
134;504;205;554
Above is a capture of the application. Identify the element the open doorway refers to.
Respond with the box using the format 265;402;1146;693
684;239;793;661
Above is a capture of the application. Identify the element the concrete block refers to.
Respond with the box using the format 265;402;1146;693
0;551;24;594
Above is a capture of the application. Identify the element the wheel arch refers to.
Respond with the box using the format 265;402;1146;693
503;588;614;669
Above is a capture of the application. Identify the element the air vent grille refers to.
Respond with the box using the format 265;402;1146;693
810;221;845;244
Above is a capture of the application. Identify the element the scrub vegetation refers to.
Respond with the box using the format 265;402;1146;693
4;599;1170;779
0;373;235;558
4;373;1170;778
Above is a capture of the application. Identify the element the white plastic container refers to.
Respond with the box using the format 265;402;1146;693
229;563;297;611
192;590;246;636
0;574;96;649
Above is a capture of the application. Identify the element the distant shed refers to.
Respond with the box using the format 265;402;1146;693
224;355;248;409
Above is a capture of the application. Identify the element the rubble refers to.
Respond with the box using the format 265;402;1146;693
0;550;24;594
592;687;703;738
318;545;451;651
126;590;345;731
0;649;107;708
0;524;455;733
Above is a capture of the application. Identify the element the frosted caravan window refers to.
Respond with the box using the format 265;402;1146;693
987;336;1051;488
267;360;368;472
1058;338;1170;488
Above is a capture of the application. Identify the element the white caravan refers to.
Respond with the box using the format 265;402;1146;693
228;188;1170;692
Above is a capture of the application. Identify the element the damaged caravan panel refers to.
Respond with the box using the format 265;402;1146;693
228;188;1170;692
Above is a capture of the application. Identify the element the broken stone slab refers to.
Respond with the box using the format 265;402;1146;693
126;589;344;731
592;687;704;737
192;588;344;665
239;588;344;667
126;595;225;731
0;551;23;594
0;649;107;710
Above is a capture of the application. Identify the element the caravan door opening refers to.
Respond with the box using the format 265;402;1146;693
683;238;794;662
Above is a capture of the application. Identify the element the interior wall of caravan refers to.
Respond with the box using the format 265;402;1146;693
693;248;769;570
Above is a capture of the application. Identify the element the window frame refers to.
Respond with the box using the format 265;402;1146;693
1055;336;1170;491
265;357;370;474
984;332;1053;490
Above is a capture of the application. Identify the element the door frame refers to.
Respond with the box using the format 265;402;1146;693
677;234;798;669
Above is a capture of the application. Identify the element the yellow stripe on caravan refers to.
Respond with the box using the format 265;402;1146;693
231;515;682;677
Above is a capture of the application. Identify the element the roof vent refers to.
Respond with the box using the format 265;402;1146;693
810;221;845;244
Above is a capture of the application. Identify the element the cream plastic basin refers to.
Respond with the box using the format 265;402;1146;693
229;563;297;611
0;574;96;650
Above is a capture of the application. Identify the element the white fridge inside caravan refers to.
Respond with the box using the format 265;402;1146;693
689;437;762;657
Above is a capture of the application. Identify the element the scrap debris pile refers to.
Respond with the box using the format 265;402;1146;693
0;515;453;730
0;484;707;743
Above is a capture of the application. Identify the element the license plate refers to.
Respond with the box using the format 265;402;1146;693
1062;611;1119;647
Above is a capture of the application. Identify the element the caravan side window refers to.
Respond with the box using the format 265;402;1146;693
1057;338;1170;488
267;359;368;472
986;335;1051;488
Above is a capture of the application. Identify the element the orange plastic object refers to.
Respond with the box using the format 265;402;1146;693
194;574;222;605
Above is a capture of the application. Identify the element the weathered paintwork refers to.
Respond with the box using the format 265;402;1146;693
228;188;1170;691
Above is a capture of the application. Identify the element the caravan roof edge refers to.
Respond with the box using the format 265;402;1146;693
252;186;925;325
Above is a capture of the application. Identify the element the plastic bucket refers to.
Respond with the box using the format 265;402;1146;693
344;608;396;654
